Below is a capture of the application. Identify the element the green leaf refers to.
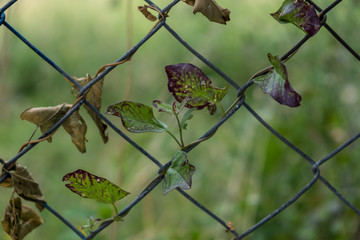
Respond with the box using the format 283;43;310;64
62;169;130;204
166;63;228;115
81;216;102;233
253;53;301;107
106;101;168;133
152;100;173;114
163;151;196;194
180;108;195;130
176;97;190;113
271;0;321;36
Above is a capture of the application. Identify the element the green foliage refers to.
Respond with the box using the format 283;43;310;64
152;100;174;114
180;108;195;130
81;216;102;234
106;101;168;133
62;169;129;204
62;169;129;222
107;63;227;193
163;151;196;194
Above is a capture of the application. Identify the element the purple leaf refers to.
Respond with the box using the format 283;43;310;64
271;0;321;36
253;53;302;107
165;63;228;115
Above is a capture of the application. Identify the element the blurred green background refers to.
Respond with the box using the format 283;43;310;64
1;0;360;239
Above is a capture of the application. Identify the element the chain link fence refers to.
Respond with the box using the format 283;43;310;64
1;0;360;239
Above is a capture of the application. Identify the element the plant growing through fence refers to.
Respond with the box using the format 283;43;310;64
0;0;330;239
62;169;129;225
106;63;229;195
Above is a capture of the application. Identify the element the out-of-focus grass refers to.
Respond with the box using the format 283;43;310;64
1;0;360;239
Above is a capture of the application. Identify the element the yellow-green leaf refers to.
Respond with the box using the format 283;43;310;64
62;169;129;204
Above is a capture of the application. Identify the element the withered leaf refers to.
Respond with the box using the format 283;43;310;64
183;0;195;6
0;158;13;188
10;164;45;211
138;5;157;22
63;110;87;153
2;197;43;240
192;0;231;25
226;221;235;232
73;74;108;144
0;176;13;188
20;104;87;153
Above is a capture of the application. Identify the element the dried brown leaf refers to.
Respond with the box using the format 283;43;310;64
10;165;45;211
183;0;195;6
0;158;13;188
0;177;13;188
193;0;230;24
225;221;235;232
138;5;157;22
73;74;108;144
20;104;87;153
63;110;87;153
20;104;68;143
2;197;43;240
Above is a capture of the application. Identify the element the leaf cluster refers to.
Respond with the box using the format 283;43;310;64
1;161;45;240
106;63;228;195
106;63;228;150
20;73;108;153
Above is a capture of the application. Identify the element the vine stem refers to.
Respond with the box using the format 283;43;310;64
173;108;185;148
218;103;226;115
183;130;216;151
112;203;120;222
166;130;183;149
223;96;242;118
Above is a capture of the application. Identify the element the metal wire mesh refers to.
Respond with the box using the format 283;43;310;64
0;0;360;239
